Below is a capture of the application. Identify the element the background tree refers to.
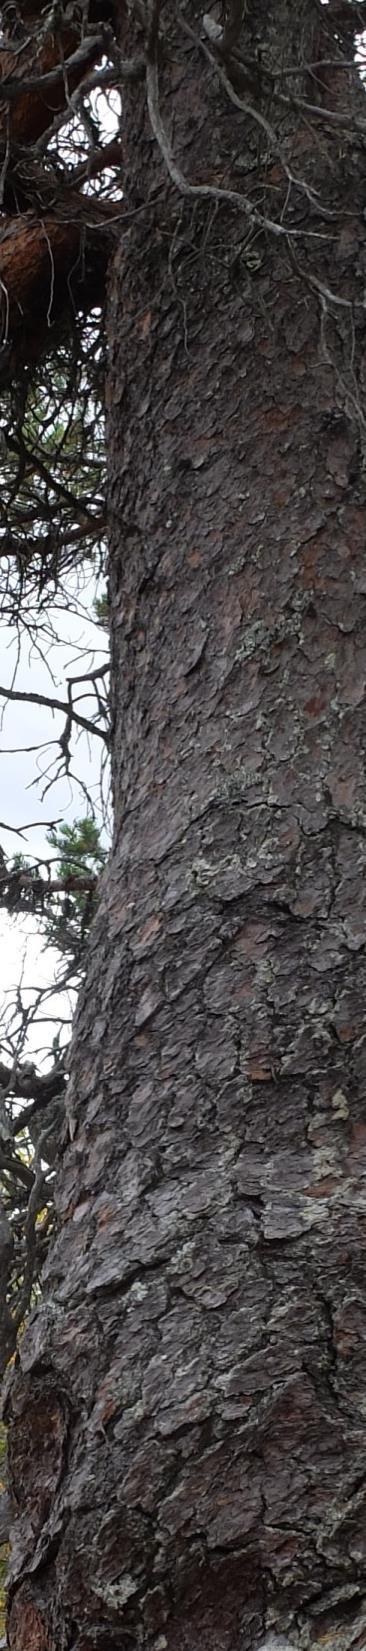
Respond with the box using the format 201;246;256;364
0;812;107;1385
3;3;366;1651
0;804;107;1615
42;817;108;964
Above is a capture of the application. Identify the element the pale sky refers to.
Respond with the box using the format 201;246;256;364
0;77;120;1069
0;575;110;1064
0;582;109;851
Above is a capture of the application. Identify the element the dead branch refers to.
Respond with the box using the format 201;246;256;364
0;1057;66;1107
0;32;104;105
13;1123;50;1332
0;1492;11;1545
0;682;109;741
145;57;330;243
0;20;107;145
0;1196;16;1378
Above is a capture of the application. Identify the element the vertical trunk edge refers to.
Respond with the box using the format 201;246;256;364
6;3;366;1649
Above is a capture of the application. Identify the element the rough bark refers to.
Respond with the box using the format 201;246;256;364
7;2;366;1650
0;199;119;371
0;24;101;145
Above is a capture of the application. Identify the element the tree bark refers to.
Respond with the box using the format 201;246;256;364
0;199;120;376
0;3;120;375
7;3;366;1650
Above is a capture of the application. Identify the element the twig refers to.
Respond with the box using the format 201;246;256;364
146;58;330;242
40;219;55;328
181;11;336;221
0;684;109;742
0;33;104;102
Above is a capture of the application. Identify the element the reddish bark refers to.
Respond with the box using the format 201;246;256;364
0;198;119;360
0;25;100;144
0;1;119;363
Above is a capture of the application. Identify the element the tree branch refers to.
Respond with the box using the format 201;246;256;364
145;58;330;243
0;32;104;102
0;1057;66;1106
0;1492;11;1546
0;684;109;741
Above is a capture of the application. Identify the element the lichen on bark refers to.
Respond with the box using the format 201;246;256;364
6;1;366;1649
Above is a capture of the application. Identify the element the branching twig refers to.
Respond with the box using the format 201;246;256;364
183;11;337;221
0;1195;15;1378
0;32;104;103
146;57;330;242
0;683;109;742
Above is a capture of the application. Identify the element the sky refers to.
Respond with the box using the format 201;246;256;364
0;76;119;1070
0;580;109;854
0;576;110;1064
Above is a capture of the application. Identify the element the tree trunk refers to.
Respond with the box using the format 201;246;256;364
7;3;366;1649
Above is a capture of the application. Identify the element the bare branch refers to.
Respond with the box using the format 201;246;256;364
146;58;330;242
0;32;104;103
180;11;337;220
0;1492;11;1545
13;1117;51;1332
0;1194;16;1378
0;1057;66;1108
0;683;109;742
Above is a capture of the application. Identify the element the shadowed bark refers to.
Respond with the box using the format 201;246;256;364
0;26;103;144
0;0;120;371
0;197;120;370
6;1;366;1649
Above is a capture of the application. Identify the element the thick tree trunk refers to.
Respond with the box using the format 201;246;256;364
7;3;366;1649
